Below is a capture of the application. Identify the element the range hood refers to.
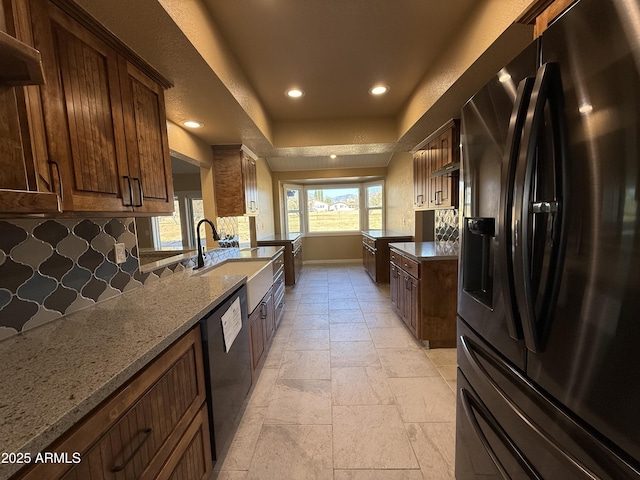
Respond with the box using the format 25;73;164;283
430;161;460;178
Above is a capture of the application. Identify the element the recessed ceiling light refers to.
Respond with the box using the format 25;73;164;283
369;85;389;96
330;154;337;159
286;88;304;98
183;121;203;128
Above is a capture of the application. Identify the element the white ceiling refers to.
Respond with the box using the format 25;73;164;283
75;0;536;171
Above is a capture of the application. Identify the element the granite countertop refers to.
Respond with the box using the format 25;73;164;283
0;246;281;480
389;241;459;261
361;230;413;239
257;233;302;243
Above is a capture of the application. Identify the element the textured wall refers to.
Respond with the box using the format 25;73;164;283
385;152;414;235
256;157;275;239
302;235;362;262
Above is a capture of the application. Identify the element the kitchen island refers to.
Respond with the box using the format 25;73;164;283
388;241;459;348
257;233;303;286
0;247;282;480
361;230;413;283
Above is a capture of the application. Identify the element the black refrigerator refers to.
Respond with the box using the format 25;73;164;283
457;0;640;477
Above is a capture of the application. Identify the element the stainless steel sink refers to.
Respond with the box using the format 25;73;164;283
198;260;272;312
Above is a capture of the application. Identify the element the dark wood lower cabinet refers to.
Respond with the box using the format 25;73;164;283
257;236;303;287
362;232;412;284
390;248;458;348
13;326;212;480
248;286;277;382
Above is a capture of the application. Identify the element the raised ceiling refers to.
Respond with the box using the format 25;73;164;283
75;0;536;171
202;0;477;121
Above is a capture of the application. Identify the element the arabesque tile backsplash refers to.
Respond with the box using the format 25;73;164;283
0;217;208;341
0;218;141;339
435;208;459;243
0;216;264;341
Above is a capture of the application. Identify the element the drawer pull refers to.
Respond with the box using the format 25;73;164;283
111;426;153;472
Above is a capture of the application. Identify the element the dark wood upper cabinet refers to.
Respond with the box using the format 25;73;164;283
1;0;173;216
119;58;174;214
413;119;460;211
212;145;259;217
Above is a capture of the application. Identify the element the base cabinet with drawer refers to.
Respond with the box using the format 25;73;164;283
390;247;458;348
362;231;412;284
12;326;212;480
248;251;285;381
257;235;303;286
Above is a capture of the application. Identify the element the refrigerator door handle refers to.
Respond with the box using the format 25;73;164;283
498;77;535;340
513;62;569;353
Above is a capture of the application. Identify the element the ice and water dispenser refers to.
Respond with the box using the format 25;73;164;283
462;217;495;309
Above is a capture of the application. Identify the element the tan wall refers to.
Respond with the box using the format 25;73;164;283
385;152;415;235
255;158;275;239
302;234;362;262
166;120;212;166
172;173;201;192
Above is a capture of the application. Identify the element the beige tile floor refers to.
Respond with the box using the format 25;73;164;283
214;263;457;480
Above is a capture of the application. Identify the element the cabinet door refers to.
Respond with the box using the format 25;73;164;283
155;407;212;480
436;130;457;208
34;0;131;212
264;287;276;344
242;152;258;215
119;58;173;213
249;305;266;374
390;263;401;311
213;145;245;217
413;150;429;209
428;138;442;208
293;244;303;284
427;123;459;209
405;274;420;337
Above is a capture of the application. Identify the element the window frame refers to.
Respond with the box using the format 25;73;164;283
364;180;385;231
151;191;203;249
283;183;304;236
283;180;385;236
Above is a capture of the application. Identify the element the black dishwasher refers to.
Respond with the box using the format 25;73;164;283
200;284;251;462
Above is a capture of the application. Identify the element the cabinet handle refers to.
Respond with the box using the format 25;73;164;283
48;160;63;208
111;426;153;472
133;178;144;207
122;176;134;207
416;194;424;206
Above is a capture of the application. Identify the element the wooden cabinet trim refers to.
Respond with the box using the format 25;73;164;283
47;0;172;89
153;406;212;480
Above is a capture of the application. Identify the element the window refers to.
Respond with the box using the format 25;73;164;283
152;194;205;249
365;182;383;230
153;199;183;248
284;184;303;235
307;186;360;232
283;181;384;235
